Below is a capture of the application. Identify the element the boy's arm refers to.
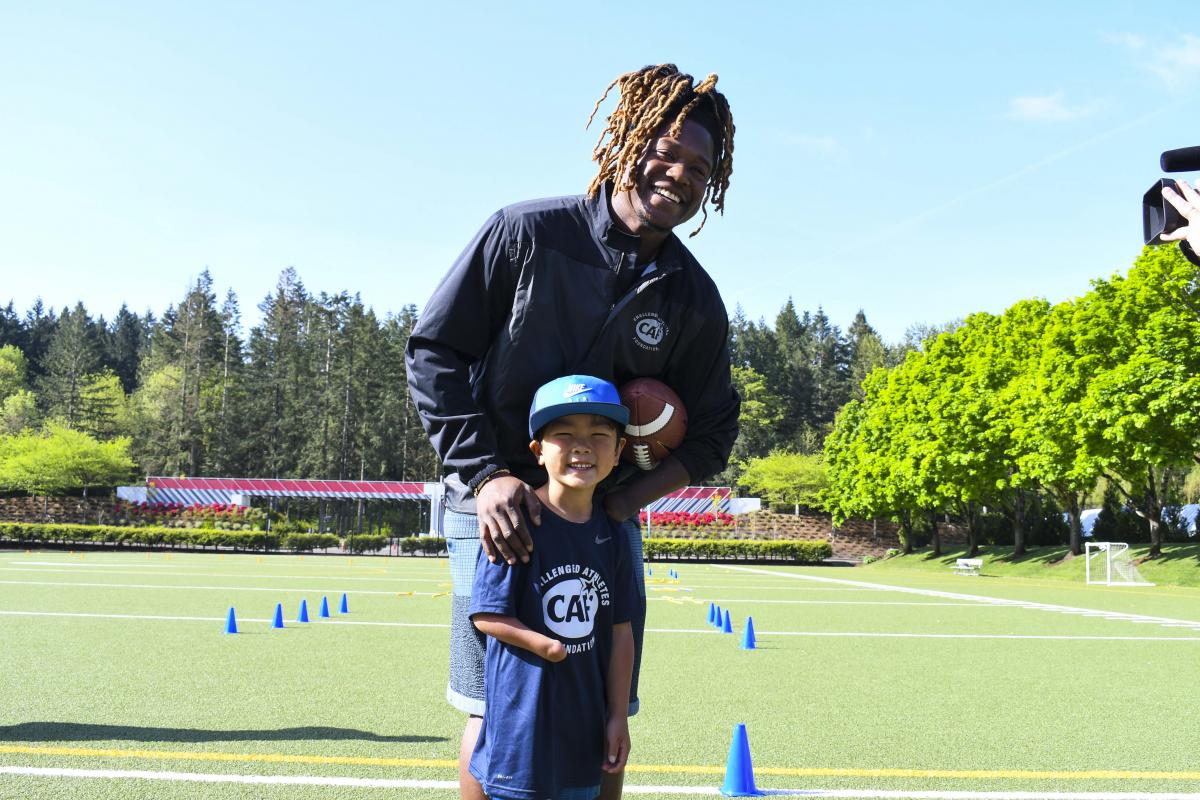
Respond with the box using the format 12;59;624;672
602;621;634;773
473;613;566;663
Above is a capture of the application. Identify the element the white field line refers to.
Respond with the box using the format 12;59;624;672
1;610;1198;641
2;768;1200;799
715;566;1200;631
0;580;412;596
675;600;1003;606
3;566;448;584
0;610;448;628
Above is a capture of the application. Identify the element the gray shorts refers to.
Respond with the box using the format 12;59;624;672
445;508;646;717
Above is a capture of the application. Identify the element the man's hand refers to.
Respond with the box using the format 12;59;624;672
603;456;690;523
602;715;630;774
475;475;541;564
603;488;636;524
1161;179;1200;253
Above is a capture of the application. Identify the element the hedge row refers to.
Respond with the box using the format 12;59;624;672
643;537;831;563
0;522;447;555
0;522;825;562
0;522;279;550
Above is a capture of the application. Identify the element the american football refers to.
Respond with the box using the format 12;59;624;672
618;378;687;471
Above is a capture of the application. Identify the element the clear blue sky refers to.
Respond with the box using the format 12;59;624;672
1;1;1197;342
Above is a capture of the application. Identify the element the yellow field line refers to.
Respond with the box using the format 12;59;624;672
0;745;455;769
2;745;1199;781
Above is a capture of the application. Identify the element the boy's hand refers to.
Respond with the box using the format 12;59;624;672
476;475;541;564
602;715;630;773
543;639;567;663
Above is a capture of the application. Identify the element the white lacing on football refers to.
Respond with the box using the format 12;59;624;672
632;443;655;471
624;404;674;437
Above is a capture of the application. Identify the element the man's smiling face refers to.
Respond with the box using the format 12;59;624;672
623;118;715;234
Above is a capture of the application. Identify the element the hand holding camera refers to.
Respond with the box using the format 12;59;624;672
1158;180;1200;248
1143;146;1200;266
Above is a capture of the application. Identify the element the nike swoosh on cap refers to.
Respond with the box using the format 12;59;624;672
563;383;589;398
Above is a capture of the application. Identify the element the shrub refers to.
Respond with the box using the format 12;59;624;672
396;536;447;556
344;534;388;554
862;555;877;565
885;548;900;558
0;522;279;550
280;533;340;552
641;538;830;563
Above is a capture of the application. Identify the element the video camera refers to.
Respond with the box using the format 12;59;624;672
1143;146;1200;245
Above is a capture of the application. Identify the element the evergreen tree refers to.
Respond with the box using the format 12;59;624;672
244;267;312;477
0;302;25;350
22;300;58;379
106;304;147;394
38;302;101;426
847;310;888;399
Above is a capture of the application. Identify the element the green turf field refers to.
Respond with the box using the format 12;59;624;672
3;549;1200;799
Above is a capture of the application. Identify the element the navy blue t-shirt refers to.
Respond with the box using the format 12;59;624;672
468;505;635;800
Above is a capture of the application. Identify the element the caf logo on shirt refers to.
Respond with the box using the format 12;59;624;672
633;312;668;350
540;567;609;640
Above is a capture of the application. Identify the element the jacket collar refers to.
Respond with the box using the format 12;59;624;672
585;183;686;273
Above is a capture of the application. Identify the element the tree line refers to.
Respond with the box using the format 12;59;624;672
822;245;1200;559
0;268;437;486
1;267;915;497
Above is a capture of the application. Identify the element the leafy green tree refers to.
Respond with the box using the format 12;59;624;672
1012;300;1099;555
0;425;134;496
1076;246;1200;557
0;390;37;435
738;451;828;512
0;344;28;401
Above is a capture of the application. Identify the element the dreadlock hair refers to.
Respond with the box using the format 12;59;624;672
586;64;734;237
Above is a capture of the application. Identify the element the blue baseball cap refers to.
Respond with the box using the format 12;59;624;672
528;375;630;437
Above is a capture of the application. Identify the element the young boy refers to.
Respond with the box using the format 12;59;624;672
468;375;637;800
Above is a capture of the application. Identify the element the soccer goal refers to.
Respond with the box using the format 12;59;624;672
1084;542;1153;586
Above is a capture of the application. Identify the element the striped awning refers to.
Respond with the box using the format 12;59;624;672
644;486;733;514
142;477;438;505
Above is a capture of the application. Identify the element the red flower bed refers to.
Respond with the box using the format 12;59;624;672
638;510;734;528
112;501;265;529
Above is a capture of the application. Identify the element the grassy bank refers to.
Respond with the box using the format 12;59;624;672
864;542;1200;588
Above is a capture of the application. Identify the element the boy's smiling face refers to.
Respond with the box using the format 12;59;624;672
530;413;625;493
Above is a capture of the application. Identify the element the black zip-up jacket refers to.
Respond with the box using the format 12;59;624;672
406;187;740;513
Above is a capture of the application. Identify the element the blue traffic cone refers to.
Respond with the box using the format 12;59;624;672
722;609;733;634
224;607;238;634
719;723;762;796
339;593;349;614
272;603;285;629
707;602;716;625
320;596;331;618
741;617;756;650
713;605;722;628
297;599;310;623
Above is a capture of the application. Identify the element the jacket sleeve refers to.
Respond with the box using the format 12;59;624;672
666;294;740;483
405;211;516;486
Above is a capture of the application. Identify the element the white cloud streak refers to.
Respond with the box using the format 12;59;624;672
1008;91;1098;122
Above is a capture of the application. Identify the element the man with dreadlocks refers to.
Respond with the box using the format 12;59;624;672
407;64;740;800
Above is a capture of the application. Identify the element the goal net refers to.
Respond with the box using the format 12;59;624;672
1084;542;1153;586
